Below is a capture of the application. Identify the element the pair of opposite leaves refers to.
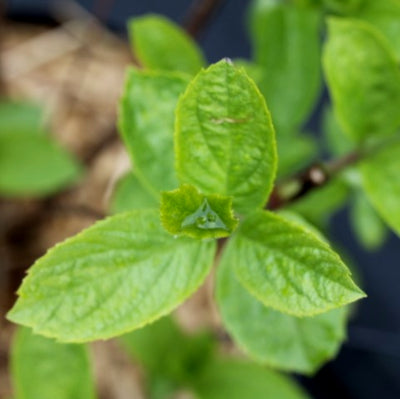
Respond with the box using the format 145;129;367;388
7;60;365;347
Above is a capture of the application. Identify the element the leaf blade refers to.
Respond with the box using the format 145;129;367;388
217;253;348;374
323;18;400;142
128;14;205;75
193;359;309;399
175;60;277;215
0;132;82;197
360;139;400;236
7;210;216;342
11;327;96;399
119;68;189;193
109;172;158;214
232;210;365;316
249;0;322;133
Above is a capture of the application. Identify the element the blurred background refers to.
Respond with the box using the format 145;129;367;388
0;0;400;398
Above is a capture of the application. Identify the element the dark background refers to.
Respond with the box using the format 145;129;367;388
5;0;400;398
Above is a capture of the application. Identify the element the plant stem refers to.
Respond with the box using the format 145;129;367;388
268;149;363;210
184;0;225;38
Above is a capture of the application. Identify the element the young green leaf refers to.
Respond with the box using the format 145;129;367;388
160;184;238;239
128;14;205;75
350;191;388;251
110;172;158;214
11;327;96;399
360;139;400;236
323;18;400;142
193;359;309;399
249;0;321;133
0;100;44;136
7;210;216;342
119;68;189;194
175;60;277;215
355;0;400;61
0;132;82;197
230;210;365;317
217;257;348;374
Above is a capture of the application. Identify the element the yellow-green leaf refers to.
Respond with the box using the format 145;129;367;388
7;210;216;342
175;60;277;215
231;210;365;316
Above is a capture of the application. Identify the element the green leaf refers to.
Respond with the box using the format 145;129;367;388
160;184;238;239
119;68;189;193
230;210;365;316
193;359;309;399
322;106;355;157
323;18;400;142
350;191;388;250
7;210;216;342
0;100;44;136
119;316;214;386
11;327;95;399
355;0;400;61
217;257;348;374
287;177;349;227
0;132;82;197
360;139;400;236
276;133;317;178
276;210;328;243
249;0;321;133
110;172;158;214
128;14;205;75
175;60;277;215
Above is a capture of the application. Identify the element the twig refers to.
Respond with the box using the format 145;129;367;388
184;0;225;38
325;149;362;176
268;150;363;210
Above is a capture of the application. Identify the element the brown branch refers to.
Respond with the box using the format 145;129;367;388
184;0;225;38
267;150;363;211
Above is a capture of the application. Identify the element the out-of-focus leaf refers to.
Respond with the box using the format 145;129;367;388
355;0;400;61
128;14;205;75
323;106;355;156
0;132;82;197
11;327;95;399
193;359;310;399
276;133;318;178
110;172;158;214
249;0;322;133
350;191;388;250
323;18;400;142
217;257;348;374
0;100;44;136
119;316;214;386
360;139;400;236
119;68;189;193
323;0;364;15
